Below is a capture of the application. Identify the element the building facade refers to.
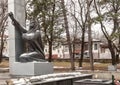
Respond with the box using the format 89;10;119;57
44;38;111;59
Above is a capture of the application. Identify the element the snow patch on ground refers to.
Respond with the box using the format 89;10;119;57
11;72;82;85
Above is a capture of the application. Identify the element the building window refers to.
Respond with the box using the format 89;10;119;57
94;43;98;50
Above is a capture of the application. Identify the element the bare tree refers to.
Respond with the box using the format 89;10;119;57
0;0;8;63
87;0;94;71
69;0;94;70
69;0;80;64
94;0;120;66
61;0;75;70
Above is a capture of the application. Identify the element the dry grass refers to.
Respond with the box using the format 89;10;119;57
53;61;112;71
0;59;9;68
1;59;120;71
82;63;110;70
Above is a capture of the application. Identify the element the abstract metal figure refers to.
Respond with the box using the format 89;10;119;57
8;12;46;62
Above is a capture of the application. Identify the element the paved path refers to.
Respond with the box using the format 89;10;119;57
0;73;10;85
0;68;10;85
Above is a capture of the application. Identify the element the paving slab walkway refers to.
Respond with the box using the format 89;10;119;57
0;68;10;85
0;73;10;85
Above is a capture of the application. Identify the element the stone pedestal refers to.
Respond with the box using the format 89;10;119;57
11;62;53;76
8;0;53;76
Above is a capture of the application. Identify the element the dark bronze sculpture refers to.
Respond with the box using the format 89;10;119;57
8;12;46;62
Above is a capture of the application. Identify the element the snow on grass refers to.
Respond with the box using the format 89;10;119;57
11;72;82;85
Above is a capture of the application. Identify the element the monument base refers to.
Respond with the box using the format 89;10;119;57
10;62;53;76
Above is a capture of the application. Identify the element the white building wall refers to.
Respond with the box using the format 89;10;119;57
44;44;66;59
100;49;111;59
92;42;100;59
44;41;111;59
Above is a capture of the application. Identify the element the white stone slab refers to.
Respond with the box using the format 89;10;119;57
11;62;53;76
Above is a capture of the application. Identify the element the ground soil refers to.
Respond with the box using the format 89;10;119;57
1;59;120;71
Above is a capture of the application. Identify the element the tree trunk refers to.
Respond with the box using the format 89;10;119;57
0;30;5;63
48;41;52;62
87;0;94;71
79;28;85;67
72;41;75;60
88;21;94;71
108;40;116;65
61;0;75;70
